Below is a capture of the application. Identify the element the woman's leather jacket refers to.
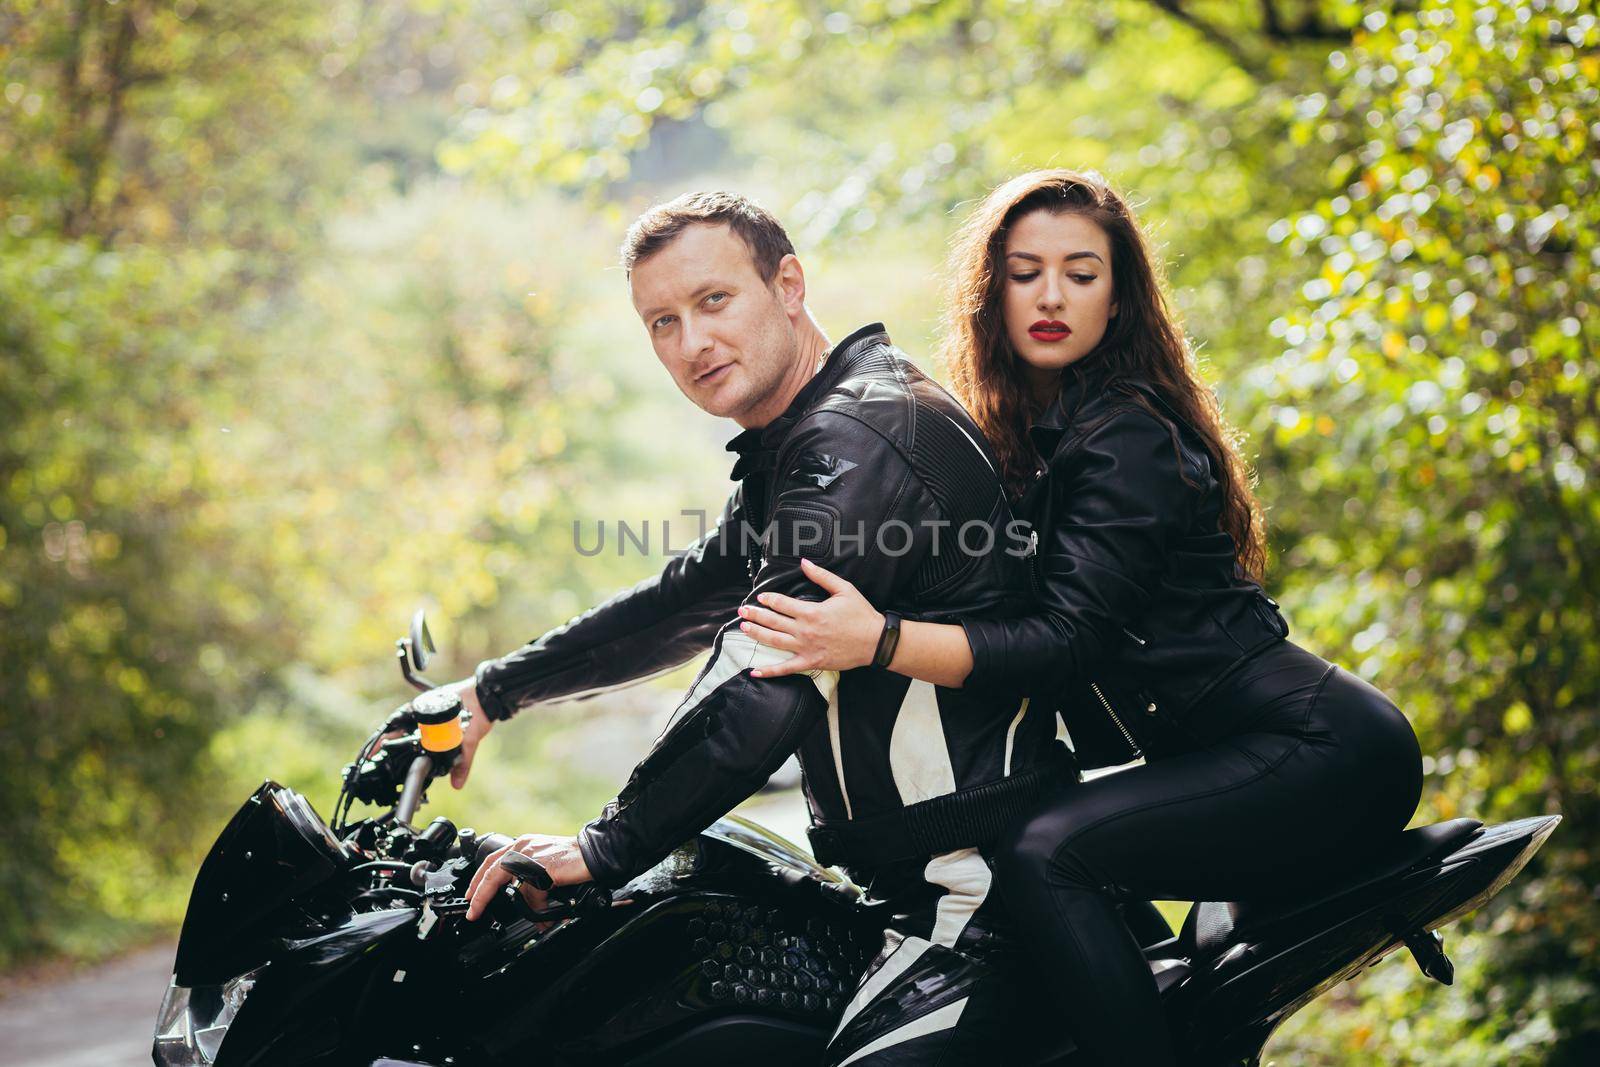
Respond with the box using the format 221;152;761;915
959;365;1290;767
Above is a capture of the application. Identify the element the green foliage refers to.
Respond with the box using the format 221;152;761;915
0;0;694;965
2;3;1596;1062
1256;2;1599;1061
0;0;360;966
443;1;1359;351
0;235;293;962
0;0;339;248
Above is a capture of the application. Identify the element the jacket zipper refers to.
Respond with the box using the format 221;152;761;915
1024;529;1042;594
1089;681;1143;760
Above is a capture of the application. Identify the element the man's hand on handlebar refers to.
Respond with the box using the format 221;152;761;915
449;680;492;790
465;833;592;922
380;679;493;790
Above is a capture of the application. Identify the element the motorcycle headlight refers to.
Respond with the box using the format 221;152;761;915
152;966;262;1066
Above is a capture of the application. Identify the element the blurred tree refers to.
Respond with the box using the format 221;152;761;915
0;0;341;964
1254;2;1599;1062
0;0;334;248
3;5;1595;1064
439;0;1367;430
0;0;662;962
0;237;301;960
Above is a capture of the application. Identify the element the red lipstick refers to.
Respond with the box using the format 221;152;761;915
1028;320;1071;342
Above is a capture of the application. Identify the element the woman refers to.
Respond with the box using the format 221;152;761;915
734;169;1424;1064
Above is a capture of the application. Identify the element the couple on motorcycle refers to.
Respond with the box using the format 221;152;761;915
439;172;1425;1065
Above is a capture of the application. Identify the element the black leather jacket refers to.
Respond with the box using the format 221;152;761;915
475;325;1056;900
959;365;1289;767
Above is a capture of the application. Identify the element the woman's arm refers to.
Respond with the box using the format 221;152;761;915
882;620;975;688
739;558;977;688
744;405;1191;692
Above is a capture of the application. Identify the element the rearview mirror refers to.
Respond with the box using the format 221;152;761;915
408;608;435;672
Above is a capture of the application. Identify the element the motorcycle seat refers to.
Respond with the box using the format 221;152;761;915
1178;818;1484;965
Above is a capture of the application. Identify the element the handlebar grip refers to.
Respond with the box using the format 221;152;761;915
499;852;554;891
474;833;514;867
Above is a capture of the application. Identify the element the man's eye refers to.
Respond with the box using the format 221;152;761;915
653;315;676;330
704;292;728;306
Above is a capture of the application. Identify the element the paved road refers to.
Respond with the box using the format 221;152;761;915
0;942;174;1067
0;790;808;1067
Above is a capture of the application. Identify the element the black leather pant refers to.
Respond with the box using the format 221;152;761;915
995;641;1424;1065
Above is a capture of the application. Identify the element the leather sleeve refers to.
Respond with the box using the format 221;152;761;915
472;488;752;721
575;411;936;887
959;406;1194;693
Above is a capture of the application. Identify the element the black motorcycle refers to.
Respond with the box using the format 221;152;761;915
153;611;1560;1066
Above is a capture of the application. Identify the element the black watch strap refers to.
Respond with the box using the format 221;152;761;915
872;611;902;669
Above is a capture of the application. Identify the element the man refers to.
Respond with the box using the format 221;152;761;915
446;192;1065;1063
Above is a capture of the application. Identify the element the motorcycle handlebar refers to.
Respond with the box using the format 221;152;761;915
394;753;435;828
473;833;515;866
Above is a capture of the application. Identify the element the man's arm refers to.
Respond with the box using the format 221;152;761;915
473;487;752;722
575;411;936;887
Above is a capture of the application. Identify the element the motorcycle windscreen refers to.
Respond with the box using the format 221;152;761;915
175;781;347;986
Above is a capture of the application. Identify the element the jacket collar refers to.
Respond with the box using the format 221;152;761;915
1028;360;1109;456
725;322;889;479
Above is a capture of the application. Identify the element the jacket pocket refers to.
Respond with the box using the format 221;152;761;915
1135;685;1201;752
767;502;841;560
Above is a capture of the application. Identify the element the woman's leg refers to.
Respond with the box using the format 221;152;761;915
995;662;1422;1065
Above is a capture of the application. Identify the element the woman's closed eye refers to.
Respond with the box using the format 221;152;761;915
1008;272;1098;284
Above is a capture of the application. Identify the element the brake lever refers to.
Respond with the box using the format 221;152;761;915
494;853;615;917
495;854;615;920
499;851;554;891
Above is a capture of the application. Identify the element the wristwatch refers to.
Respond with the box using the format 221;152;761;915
872;611;902;669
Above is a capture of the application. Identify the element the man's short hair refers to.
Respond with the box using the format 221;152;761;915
621;191;796;282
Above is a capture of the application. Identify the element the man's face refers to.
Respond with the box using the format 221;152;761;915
630;223;800;425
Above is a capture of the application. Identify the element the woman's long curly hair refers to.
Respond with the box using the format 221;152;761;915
940;169;1267;581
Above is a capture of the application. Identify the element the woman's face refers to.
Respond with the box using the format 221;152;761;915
1002;209;1118;391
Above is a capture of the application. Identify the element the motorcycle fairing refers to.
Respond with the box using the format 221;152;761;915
175;781;348;986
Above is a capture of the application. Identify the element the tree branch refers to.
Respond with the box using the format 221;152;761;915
1147;2;1356;78
1257;1;1358;42
1143;0;1272;80
58;0;91;236
1259;0;1285;38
